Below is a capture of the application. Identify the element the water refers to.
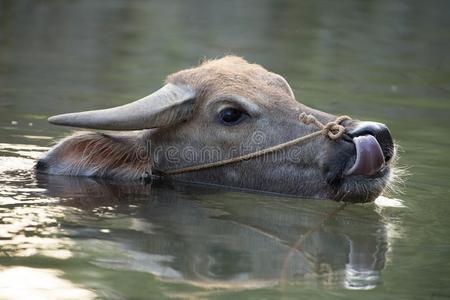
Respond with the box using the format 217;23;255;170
1;0;450;299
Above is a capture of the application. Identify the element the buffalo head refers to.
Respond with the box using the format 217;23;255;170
37;56;396;202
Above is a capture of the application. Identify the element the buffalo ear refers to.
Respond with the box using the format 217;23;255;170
48;83;196;130
36;132;149;179
270;73;295;99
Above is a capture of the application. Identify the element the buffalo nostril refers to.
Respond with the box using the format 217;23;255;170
347;121;394;162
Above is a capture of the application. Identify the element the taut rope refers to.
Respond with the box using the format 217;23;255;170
158;113;351;176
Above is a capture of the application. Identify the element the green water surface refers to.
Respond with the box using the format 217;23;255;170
0;0;449;299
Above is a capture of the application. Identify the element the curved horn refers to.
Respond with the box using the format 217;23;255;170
48;84;196;130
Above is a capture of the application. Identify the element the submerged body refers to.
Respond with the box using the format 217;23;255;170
37;56;396;202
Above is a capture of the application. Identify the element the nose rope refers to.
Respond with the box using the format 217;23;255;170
156;113;352;176
299;113;350;140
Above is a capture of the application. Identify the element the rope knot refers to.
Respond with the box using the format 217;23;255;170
323;122;345;140
299;113;351;141
298;112;316;125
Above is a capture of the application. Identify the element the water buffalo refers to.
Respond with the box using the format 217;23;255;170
36;56;396;202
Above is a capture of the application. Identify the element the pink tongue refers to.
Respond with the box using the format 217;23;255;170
346;135;385;176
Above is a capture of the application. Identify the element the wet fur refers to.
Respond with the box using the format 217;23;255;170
37;131;151;180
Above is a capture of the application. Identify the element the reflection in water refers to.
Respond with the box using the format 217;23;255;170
36;172;390;291
0;145;74;258
0;142;393;296
0;144;93;299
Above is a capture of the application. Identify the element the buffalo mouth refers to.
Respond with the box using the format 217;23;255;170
345;135;386;177
327;134;394;203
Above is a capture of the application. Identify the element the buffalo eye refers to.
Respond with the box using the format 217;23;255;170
218;107;248;125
